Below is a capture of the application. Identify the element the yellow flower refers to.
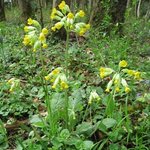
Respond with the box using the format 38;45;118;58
99;67;114;79
127;69;134;76
60;81;69;89
115;87;120;92
50;8;57;20
114;79;119;84
23;36;30;45
52;85;56;89
134;71;141;80
88;90;100;105
42;28;48;35
79;28;86;36
78;10;85;17
67;12;74;19
33;49;36;52
125;86;131;93
8;78;15;84
58;1;66;10
42;43;48;49
39;33;45;41
9;88;13;92
100;72;105;79
50;78;55;83
51;26;56;31
105;88;110;92
55;22;63;30
45;75;50;81
24;26;28;32
85;24;90;29
51;68;60;75
28;18;33;25
119;60;127;68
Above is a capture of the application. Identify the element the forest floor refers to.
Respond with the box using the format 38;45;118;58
0;14;150;150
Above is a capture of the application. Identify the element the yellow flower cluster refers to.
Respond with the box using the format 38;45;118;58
7;78;20;93
99;60;142;94
123;69;141;80
99;67;114;79
88;90;100;105
119;60;128;68
45;67;69;90
50;1;90;35
23;18;49;52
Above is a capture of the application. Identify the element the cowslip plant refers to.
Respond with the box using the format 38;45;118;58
50;1;90;36
45;67;69;91
23;18;49;66
45;1;90;131
99;60;142;94
23;18;48;52
50;0;90;76
44;67;69;134
99;60;143;139
7;78;20;93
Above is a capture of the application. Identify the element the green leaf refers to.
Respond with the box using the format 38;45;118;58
82;140;94;150
30;115;45;128
37;88;45;99
75;122;94;136
59;129;70;140
102;118;117;129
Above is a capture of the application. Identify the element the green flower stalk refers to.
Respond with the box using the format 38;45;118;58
50;0;90;129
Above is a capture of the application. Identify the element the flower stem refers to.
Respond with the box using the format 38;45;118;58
64;31;69;129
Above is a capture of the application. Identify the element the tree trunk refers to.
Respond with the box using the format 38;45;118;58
18;0;34;22
110;0;128;34
0;0;5;21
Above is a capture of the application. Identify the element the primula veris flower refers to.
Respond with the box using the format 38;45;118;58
121;78;128;87
134;71;141;80
42;43;48;49
67;12;74;19
27;18;40;27
33;40;41;51
55;22;64;30
60;81;69;90
42;28;48;35
39;33;45;42
119;60;127;68
50;8;57;19
113;73;120;85
127;69;135;76
51;68;61;75
105;80;113;92
44;67;62;81
45;67;68;91
8;78;20;93
88;90;100;105
50;2;89;36
28;18;33;25
24;19;48;53
85;24;90;29
105;88;110;93
122;69;141;80
51;26;56;31
115;87;120;92
79;28;86;36
58;1;66;10
24;26;35;32
78;10;85;17
45;75;50;81
23;36;30;45
99;67;114;79
125;86;131;93
24;26;28;32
